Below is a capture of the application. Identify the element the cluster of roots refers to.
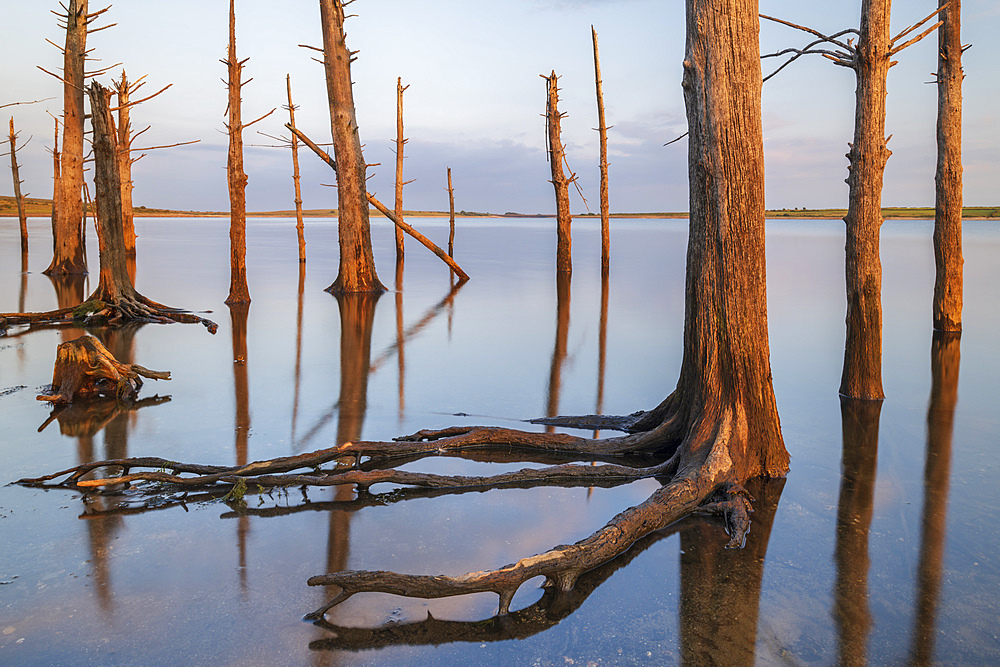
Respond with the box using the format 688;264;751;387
1;296;217;335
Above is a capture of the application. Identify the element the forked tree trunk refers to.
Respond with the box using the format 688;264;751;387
225;0;250;305
287;74;306;263
87;83;138;305
8;117;29;257
840;0;891;400
933;0;963;332
592;27;611;270
319;0;384;293
543;71;573;274
393;77;408;261
46;0;88;276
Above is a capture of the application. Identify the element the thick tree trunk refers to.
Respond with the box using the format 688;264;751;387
46;0;88;276
225;0;250;305
544;71;573;274
87;83;137;305
286;75;306;263
8;118;29;257
840;0;891;400
933;0;963;332
592;27;611;270
393;78;408;262
320;0;384;293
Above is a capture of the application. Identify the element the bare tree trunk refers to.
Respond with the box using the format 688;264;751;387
8;118;29;257
933;0;963;332
320;0;384;293
840;0;892;400
87;82;137;304
592;27;611;270
112;71;137;257
46;0;88;276
447;167;455;259
286;74;306;263
543;71;573;274
393;77;409;262
49;117;61;261
225;0;250;305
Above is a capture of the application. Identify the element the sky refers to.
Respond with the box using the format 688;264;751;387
1;0;997;214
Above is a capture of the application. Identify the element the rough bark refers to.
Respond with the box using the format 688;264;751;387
543;71;573;274
286;74;306;263
49;116;61;265
840;0;891;400
7;117;29;257
112;71;137;257
45;0;88;276
393;77;409;261
319;0;384;293
933;0;963;332
37;335;169;405
592;26;611;270
224;0;250;305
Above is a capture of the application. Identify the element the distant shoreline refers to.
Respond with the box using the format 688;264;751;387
1;196;997;221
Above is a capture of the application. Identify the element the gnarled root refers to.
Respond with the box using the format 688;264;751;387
305;419;746;620
37;335;170;404
0;295;217;334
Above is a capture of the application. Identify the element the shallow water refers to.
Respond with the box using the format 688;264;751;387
1;215;999;665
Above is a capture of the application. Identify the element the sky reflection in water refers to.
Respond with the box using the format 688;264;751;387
1;216;999;665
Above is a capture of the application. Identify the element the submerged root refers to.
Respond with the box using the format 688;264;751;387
0;294;217;334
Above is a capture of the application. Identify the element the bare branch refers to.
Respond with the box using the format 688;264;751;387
244;108;276;130
889;21;944;57
890;3;949;46
663;131;688;147
759;13;858;52
0;98;55;110
110;83;172;111
130;139;200;153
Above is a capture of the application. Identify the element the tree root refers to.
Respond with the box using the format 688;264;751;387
0;294;217;334
37;335;170;404
305;418;745;619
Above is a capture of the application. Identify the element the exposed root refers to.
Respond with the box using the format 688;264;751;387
36;335;170;404
306;422;743;619
0;295;217;334
526;410;647;432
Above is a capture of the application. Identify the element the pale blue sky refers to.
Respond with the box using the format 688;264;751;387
2;0;997;213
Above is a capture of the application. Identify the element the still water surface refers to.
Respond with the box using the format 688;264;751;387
1;216;999;664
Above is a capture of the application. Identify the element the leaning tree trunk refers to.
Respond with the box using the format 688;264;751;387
320;0;384;293
286;74;306;263
840;0;892;400
225;0;250;305
544;71;573;274
8;117;29;258
46;0;88;276
933;0;963;332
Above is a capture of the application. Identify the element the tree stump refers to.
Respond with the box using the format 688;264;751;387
37;335;170;405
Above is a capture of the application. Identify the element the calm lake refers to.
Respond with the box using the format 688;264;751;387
2;215;999;665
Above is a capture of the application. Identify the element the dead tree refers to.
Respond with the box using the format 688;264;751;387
319;0;384;293
110;70;180;259
592;26;611;270
222;0;273;304
40;0;114;276
393;77;413;262
761;5;947;400
446;167;456;259
286;74;306;263
543;71;573;274
37;334;169;405
933;1;964;332
5;117;30;259
0;82;217;334
286;123;469;281
27;0;788;621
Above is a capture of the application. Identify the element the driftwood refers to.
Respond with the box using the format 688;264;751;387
37;335;169;404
